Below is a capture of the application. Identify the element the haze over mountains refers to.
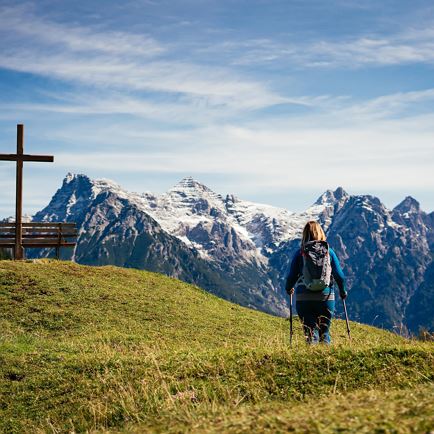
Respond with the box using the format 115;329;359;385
26;173;434;333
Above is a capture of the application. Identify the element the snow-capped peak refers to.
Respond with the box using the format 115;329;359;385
168;177;224;203
394;196;421;215
90;177;125;198
314;187;349;206
64;172;77;184
172;176;209;191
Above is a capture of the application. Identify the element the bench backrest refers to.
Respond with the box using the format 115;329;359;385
0;222;77;248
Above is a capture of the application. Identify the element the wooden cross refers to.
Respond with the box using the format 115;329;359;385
0;124;54;259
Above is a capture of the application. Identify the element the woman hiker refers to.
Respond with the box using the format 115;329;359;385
285;221;347;344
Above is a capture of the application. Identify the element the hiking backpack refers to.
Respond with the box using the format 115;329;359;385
301;240;332;291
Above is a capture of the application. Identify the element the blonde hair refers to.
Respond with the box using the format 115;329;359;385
301;221;326;249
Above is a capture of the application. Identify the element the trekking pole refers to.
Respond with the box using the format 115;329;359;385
289;292;294;347
342;298;351;341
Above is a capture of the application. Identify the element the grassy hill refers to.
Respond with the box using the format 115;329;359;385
0;260;433;433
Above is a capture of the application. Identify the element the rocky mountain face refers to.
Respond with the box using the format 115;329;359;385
326;196;431;330
30;173;433;333
32;175;286;315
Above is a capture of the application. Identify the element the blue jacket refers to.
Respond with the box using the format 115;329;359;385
285;247;347;301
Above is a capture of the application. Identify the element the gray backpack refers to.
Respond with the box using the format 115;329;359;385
301;241;332;291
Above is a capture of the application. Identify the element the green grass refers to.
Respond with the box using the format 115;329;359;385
126;384;434;433
0;260;433;433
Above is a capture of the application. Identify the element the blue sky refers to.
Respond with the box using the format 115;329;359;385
0;0;433;216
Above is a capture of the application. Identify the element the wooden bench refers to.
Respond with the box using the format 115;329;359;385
0;222;77;259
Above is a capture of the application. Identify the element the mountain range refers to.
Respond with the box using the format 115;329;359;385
25;173;434;333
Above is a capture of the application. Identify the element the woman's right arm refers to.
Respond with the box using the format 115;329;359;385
285;251;301;294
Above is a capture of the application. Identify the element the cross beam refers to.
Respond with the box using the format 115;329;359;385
0;124;54;259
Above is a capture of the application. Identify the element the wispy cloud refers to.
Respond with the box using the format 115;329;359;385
207;26;434;68
305;31;434;67
0;5;164;57
337;88;434;119
0;5;288;113
2;91;339;126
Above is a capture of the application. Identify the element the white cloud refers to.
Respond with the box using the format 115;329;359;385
47;107;434;192
0;5;164;57
326;88;434;121
0;6;288;113
305;33;434;67
207;25;434;68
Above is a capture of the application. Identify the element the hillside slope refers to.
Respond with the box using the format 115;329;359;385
30;174;434;333
0;261;433;433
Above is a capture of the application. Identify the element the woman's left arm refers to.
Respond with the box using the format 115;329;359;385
330;249;347;299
